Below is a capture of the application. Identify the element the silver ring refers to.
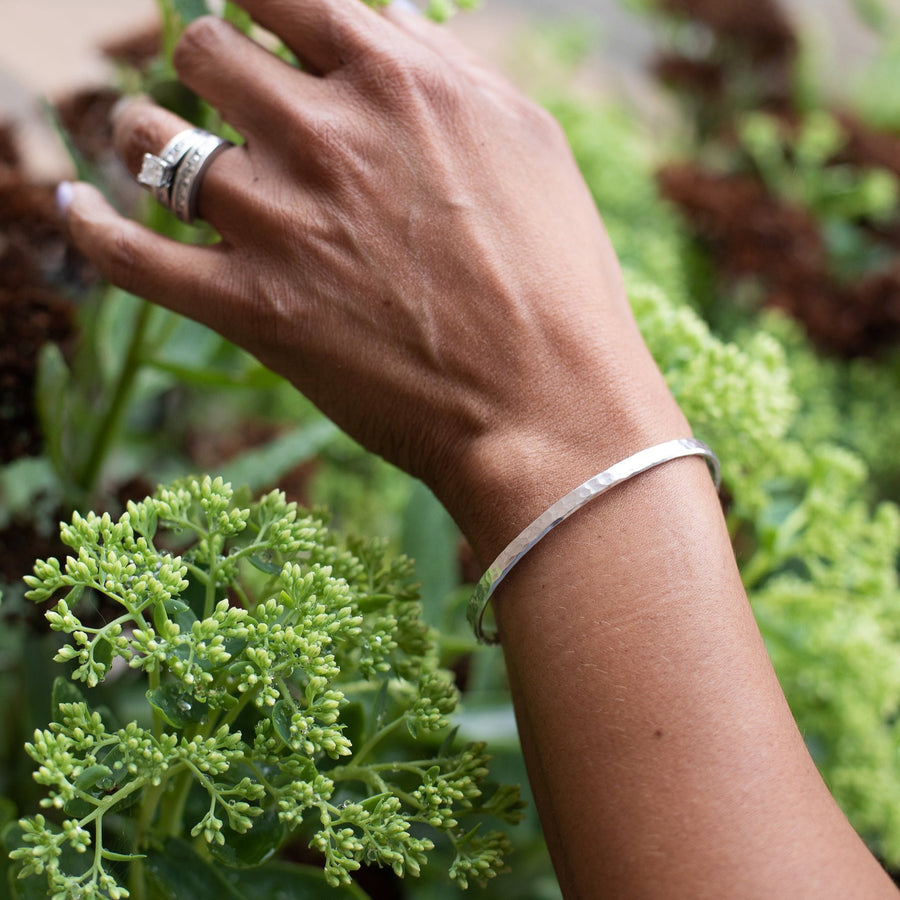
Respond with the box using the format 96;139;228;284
136;128;232;224
170;132;233;224
137;128;205;208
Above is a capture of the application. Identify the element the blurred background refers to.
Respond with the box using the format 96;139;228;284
0;0;883;180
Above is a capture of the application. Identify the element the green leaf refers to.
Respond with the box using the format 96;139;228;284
62;584;85;607
217;420;339;493
34;342;71;479
74;764;115;792
852;0;891;29
145;361;255;389
439;724;460;758
101;849;146;862
147;683;209;728
51;676;86;714
64;765;116;817
248;555;283;576
153;598;198;635
223;1;253;32
372;678;390;730
359;792;392;813
223;861;371;899
41;99;96;184
93;635;115;671
147;842;370;900
271;698;294;747
173;0;209;23
93;289;143;388
401;480;460;627
146;839;244;900
0;457;58;529
208;808;285;868
341;701;367;753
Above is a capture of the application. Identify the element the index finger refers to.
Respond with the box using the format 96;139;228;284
230;0;396;74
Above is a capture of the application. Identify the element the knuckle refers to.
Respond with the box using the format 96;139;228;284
510;96;567;147
113;106;164;173
295;114;362;185
174;16;229;74
99;228;142;291
532;102;566;138
361;47;457;110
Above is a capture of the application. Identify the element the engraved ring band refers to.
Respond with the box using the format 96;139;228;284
136;128;233;224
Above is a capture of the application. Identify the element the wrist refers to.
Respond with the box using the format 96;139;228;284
438;357;691;564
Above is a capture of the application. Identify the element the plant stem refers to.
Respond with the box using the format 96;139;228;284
157;767;193;838
204;543;219;619
129;777;166;900
217;686;259;731
75;301;155;501
156;0;180;64
351;715;406;767
148;667;163;739
740;549;774;591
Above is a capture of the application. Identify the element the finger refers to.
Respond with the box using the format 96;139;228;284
230;0;394;74
173;16;330;140
65;181;237;328
112;98;254;233
383;3;520;95
382;2;474;66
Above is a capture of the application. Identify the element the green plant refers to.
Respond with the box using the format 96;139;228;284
3;477;522;899
738;111;899;225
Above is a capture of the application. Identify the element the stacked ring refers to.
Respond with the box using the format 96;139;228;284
136;127;233;224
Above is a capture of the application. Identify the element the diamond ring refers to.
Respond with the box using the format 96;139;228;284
136;127;233;224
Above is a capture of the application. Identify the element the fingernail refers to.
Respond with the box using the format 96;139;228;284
56;181;73;217
390;0;421;14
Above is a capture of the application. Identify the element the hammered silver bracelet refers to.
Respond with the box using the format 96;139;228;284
466;437;721;645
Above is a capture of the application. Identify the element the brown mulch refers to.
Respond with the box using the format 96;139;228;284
0;123;78;464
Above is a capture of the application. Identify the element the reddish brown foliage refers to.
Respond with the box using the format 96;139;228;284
653;56;725;98
651;0;900;356
659;165;825;282
838;113;900;179
659;163;900;355
658;0;796;61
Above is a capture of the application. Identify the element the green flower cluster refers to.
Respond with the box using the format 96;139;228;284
8;477;523;899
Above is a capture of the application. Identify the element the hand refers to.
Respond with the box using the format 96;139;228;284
65;0;686;556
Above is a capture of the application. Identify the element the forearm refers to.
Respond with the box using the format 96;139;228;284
464;396;897;898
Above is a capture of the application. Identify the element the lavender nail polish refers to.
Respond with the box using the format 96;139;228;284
390;0;421;14
56;181;74;217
